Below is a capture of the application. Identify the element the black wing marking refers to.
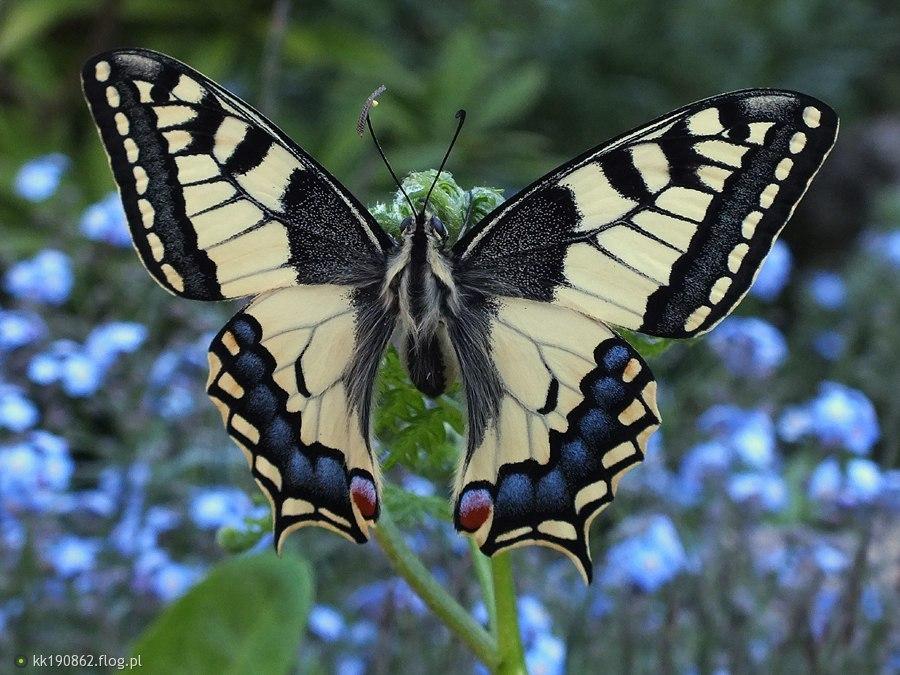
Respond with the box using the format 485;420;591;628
452;90;837;337
82;49;393;300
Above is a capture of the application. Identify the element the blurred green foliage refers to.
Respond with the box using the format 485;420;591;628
2;0;899;213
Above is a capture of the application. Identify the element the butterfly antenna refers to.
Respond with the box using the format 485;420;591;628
358;85;417;218
421;109;467;219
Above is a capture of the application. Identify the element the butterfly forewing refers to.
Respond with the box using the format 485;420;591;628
453;90;838;338
81;49;391;300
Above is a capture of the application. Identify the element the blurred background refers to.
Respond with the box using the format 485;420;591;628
1;1;898;673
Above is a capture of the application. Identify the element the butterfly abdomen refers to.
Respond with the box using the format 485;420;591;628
387;222;462;397
400;329;455;397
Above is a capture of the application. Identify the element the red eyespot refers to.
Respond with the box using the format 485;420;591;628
459;489;493;532
350;475;378;519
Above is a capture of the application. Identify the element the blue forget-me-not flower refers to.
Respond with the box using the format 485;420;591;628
4;249;74;305
807;271;847;310
0;310;47;351
80;192;132;247
750;239;792;301
14;153;69;202
603;515;687;593
707;317;787;378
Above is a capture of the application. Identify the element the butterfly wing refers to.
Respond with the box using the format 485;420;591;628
82;49;393;299
207;283;395;547
448;296;658;582
452;90;838;338
83;49;398;547
449;90;836;580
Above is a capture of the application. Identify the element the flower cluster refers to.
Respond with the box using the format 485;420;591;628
14;153;69;202
143;334;211;419
0;431;72;517
1;154;239;657
80;192;132;247
707;317;787;378
750;239;792;301
28;322;147;396
602;515;687;593
4;249;73;306
780;381;880;454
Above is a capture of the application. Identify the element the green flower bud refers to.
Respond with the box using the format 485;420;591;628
370;171;505;241
462;185;506;234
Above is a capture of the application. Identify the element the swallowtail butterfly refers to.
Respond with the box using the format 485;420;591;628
83;49;837;581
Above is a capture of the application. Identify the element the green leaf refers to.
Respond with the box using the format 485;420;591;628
374;349;462;479
216;517;269;554
477;64;546;129
132;553;313;675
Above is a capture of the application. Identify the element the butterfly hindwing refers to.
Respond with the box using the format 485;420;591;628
449;298;659;582
453;90;838;337
206;283;395;547
82;49;392;300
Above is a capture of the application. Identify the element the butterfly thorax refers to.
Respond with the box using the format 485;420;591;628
383;214;459;397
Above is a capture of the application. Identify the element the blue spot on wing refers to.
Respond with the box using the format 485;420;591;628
577;408;615;448
558;438;594;482
591;376;627;408
286;453;314;489
230;316;260;345
233;350;267;382
496;474;535;519
536;470;569;514
262;416;294;456
602;344;630;372
245;384;278;423
315;456;348;493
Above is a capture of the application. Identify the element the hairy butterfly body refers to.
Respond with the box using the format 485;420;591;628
83;48;837;581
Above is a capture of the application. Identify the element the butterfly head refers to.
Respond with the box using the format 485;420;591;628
401;212;448;241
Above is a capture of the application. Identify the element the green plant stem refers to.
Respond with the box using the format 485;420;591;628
491;552;527;674
469;539;497;631
372;508;498;668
